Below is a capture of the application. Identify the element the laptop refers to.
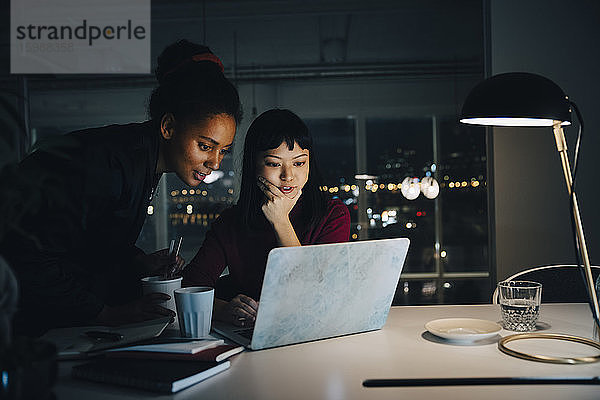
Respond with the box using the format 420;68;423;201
213;238;409;350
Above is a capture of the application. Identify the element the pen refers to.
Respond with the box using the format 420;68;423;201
165;236;183;279
363;376;600;387
173;237;183;259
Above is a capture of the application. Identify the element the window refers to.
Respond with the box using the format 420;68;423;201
307;116;489;304
364;118;436;273
137;157;237;263
305;118;358;237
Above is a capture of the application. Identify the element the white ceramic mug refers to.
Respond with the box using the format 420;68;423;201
141;276;182;325
174;287;214;338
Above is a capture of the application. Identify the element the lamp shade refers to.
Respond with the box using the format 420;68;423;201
460;72;571;127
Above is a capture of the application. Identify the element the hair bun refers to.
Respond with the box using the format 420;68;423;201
155;39;219;84
148;39;241;125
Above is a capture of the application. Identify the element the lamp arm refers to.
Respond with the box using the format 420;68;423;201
569;101;584;180
552;122;600;331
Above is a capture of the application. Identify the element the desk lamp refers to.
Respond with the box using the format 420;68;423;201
460;72;600;352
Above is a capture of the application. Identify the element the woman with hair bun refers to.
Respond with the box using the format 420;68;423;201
0;39;242;335
183;109;350;326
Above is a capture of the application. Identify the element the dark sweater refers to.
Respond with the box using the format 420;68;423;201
0;121;160;335
183;198;351;300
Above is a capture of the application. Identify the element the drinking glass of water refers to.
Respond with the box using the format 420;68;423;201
498;280;542;332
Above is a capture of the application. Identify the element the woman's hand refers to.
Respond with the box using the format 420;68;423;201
95;293;176;326
256;176;302;247
257;176;301;227
214;294;259;327
135;248;185;278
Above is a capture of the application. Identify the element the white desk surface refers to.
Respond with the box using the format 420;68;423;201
55;303;600;399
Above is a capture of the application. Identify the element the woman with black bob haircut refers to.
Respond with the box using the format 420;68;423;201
183;109;350;326
238;108;328;232
0;39;242;335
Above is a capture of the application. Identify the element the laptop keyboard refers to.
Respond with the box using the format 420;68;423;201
234;328;254;340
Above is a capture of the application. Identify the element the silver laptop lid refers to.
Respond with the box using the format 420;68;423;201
250;238;409;350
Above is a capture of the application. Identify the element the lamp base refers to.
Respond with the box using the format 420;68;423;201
498;333;600;364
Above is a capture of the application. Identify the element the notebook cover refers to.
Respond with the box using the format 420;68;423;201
43;317;171;359
105;344;244;362
71;358;230;393
104;338;224;354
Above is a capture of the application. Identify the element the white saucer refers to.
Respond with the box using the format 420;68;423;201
425;318;502;342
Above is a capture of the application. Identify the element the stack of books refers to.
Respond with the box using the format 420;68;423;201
71;338;244;393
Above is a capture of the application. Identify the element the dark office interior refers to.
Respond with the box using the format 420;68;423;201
1;1;599;398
